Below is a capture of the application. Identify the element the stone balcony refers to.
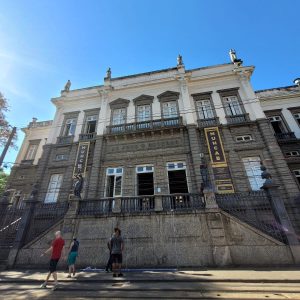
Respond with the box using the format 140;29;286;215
56;135;74;145
197;117;220;128
226;113;251;125
79;132;97;141
105;116;183;135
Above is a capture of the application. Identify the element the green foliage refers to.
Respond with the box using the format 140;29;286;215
0;92;17;149
0;170;9;195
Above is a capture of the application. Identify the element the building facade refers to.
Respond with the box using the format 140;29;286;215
6;60;300;207
256;84;300;188
2;56;300;268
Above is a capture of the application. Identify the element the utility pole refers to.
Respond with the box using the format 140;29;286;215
0;126;16;168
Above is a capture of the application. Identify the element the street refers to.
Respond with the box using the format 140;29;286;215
0;269;300;299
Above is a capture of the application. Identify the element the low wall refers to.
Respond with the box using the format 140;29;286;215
15;210;295;268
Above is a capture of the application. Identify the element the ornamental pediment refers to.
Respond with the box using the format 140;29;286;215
133;94;154;105
109;98;130;108
157;91;180;102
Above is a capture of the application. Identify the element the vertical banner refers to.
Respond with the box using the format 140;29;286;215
204;127;235;194
73;142;90;177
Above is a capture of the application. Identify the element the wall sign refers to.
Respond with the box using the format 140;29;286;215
204;127;234;194
73;142;90;177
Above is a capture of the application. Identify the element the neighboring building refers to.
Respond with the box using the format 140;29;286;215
6;119;52;207
6;58;299;208
256;82;300;188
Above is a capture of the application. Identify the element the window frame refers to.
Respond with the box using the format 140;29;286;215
105;167;124;197
235;135;253;142
60;112;79;137
242;157;265;191
192;92;217;120
217;88;246;117
44;173;63;203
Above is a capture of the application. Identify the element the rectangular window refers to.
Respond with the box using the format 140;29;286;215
167;162;188;194
137;105;151;122
293;113;300;127
85;115;97;133
242;157;265;191
235;135;253;142
294;170;300;185
285;151;300;157
26;144;38;160
136;165;154;196
64;118;76;136
55;154;68;161
223;96;243;116
105;167;123;197
268;116;287;134
44;174;63;203
112;108;126;125
196;100;214;119
162;101;178;119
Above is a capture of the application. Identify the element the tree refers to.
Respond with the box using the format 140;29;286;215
0;92;17;150
0;169;9;195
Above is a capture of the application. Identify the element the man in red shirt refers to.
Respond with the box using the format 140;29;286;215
40;231;65;290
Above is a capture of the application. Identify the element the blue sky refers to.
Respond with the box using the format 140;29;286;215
0;0;299;169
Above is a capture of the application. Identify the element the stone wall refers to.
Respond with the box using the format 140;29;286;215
15;210;295;268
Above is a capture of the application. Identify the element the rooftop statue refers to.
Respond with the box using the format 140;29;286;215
106;67;111;79
229;49;243;66
64;80;71;92
177;54;183;66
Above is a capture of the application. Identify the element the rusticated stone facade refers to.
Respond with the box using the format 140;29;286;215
15;211;294;268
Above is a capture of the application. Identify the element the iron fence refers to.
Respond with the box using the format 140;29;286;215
23;202;69;245
162;194;206;212
216;191;288;244
0;205;25;247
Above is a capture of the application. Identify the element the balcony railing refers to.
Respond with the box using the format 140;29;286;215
226;113;250;125
275;132;297;142
162;194;206;211
56;135;74;145
78;199;113;216
197;117;220;128
121;196;155;213
79;132;97;141
106;117;183;134
77;193;205;215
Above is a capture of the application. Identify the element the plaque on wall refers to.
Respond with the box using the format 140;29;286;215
73;142;90;177
204;127;235;194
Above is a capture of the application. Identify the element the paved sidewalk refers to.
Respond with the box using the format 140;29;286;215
1;268;300;299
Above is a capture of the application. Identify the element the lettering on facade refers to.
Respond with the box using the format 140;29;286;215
204;127;234;194
73;142;90;177
106;139;182;153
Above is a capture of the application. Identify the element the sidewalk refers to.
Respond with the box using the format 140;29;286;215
1;268;300;283
1;268;300;299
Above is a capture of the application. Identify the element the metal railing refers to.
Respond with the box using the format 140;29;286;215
275;132;297;141
216;191;287;244
121;196;155;213
226;113;250;125
0;206;25;247
23;202;69;245
106;117;183;134
197;117;220;128
78;199;113;216
79;132;97;141
56;135;74;144
162;194;206;211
